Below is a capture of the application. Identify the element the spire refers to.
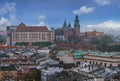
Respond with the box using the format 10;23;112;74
62;19;67;30
68;23;71;28
74;15;80;27
19;22;26;27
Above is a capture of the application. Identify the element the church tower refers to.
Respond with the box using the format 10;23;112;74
68;23;71;28
74;15;80;36
62;19;67;30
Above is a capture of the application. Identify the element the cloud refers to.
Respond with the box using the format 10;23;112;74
37;15;47;26
0;17;10;30
38;21;46;26
0;17;9;25
94;0;110;6
73;6;94;15
83;20;120;35
0;2;16;30
38;15;46;20
0;2;16;15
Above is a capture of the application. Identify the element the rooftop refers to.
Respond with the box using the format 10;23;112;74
0;64;17;71
41;67;63;75
15;23;49;32
57;51;69;56
88;51;120;57
57;50;120;58
73;50;88;59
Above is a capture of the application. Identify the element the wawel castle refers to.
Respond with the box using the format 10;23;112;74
6;23;55;45
6;15;103;45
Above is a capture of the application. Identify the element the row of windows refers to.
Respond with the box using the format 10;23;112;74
76;61;120;67
13;33;50;39
12;38;47;41
87;61;113;67
13;34;27;38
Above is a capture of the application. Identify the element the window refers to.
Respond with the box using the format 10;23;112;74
31;33;37;38
42;34;45;40
16;33;19;40
39;34;41;38
32;34;34;38
89;61;91;64
36;34;38;38
104;63;107;67
29;34;31;38
118;64;120;67
25;34;27;38
110;64;112;67
100;62;102;66
96;62;98;65
21;34;23;38
76;61;80;65
16;34;19;38
34;34;37;38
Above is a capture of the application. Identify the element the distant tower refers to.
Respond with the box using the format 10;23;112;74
74;15;80;27
6;26;11;45
68;23;71;28
62;19;67;30
6;26;13;45
74;15;80;36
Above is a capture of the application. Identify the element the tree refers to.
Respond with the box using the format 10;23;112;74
24;69;41;81
68;35;80;43
89;35;113;51
107;44;120;52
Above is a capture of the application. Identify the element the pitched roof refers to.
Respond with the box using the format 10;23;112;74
15;23;49;32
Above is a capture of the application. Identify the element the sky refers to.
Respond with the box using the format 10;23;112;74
0;0;120;34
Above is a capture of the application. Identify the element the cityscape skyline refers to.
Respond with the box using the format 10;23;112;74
0;1;120;81
0;0;120;33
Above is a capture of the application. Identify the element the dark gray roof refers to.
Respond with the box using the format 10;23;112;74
0;53;9;58
0;64;17;71
55;28;64;35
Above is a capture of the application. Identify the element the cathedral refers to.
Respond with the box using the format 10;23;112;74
63;15;80;40
55;15;80;42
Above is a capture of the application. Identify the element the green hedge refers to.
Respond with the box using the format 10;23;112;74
32;42;51;47
15;42;52;47
15;42;29;46
107;44;120;52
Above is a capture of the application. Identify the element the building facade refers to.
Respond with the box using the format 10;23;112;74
63;15;80;40
83;53;120;67
7;23;55;45
73;51;120;67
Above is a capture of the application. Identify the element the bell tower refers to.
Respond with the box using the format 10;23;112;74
74;15;80;36
62;19;67;30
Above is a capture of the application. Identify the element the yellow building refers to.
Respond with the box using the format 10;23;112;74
0;65;18;81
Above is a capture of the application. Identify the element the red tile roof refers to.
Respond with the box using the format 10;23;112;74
16;23;49;32
85;31;104;36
